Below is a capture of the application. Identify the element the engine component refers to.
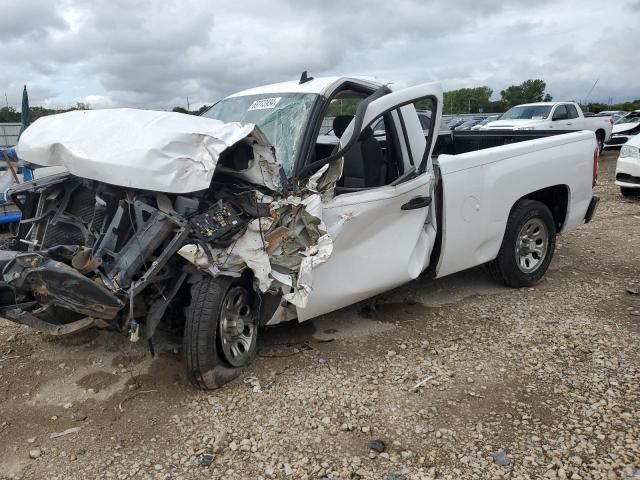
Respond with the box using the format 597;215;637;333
93;200;179;289
191;201;246;246
175;196;200;217
72;246;102;274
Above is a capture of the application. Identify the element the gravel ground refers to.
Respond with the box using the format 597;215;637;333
1;150;639;480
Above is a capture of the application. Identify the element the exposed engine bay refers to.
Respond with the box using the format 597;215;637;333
0;110;336;345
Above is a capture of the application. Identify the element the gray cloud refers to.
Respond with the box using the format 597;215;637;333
0;0;637;110
0;0;68;40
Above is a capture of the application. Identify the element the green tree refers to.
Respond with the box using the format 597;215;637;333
500;79;552;109
584;99;640;113
582;102;608;113
441;86;493;115
326;98;361;117
172;105;211;115
0;106;20;122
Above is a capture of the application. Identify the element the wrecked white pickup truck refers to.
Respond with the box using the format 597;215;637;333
0;75;600;389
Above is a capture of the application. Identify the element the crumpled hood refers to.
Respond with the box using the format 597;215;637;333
612;122;640;134
16;108;278;194
482;119;544;129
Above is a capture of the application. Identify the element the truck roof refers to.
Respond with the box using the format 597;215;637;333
516;102;577;107
228;76;385;98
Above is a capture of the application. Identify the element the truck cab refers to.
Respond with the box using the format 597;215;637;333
204;76;443;319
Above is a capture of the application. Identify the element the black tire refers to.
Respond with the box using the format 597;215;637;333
595;132;605;154
184;277;258;390
621;187;640;197
488;200;556;288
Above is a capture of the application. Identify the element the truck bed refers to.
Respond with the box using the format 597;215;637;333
432;129;597;278
433;129;578;157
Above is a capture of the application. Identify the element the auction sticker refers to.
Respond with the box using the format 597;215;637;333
248;97;282;111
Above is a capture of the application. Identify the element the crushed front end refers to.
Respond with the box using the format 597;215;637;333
0;169;271;340
0;110;337;349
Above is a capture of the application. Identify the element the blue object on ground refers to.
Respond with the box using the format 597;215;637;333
0;213;21;225
0;147;18;162
0;147;24;224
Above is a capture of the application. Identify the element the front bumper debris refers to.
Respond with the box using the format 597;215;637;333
2;307;109;336
3;252;124;319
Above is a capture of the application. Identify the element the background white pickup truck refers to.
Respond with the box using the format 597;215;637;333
481;101;612;151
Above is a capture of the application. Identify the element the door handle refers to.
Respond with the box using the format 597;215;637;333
401;196;432;210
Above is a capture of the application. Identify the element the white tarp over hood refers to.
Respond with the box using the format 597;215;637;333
16;108;276;194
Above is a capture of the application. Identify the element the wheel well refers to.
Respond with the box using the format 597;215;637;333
519;185;569;232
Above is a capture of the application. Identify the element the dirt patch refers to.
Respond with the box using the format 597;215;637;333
76;371;118;392
111;350;147;368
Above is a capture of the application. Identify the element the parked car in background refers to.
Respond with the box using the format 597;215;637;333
615;133;640;197
453;116;487;131
605;110;640;149
596;110;626;123
416;111;452;134
445;117;466;130
471;114;501;130
481;102;612;151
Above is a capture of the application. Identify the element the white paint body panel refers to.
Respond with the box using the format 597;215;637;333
296;82;442;321
436;131;596;277
296;172;435;321
16;109;274;194
229;76;385;98
615;134;640;188
612;121;640;135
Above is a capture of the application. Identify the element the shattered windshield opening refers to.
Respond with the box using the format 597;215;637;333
203;92;318;176
500;105;552;120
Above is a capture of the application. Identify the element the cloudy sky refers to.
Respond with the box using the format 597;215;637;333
0;0;638;110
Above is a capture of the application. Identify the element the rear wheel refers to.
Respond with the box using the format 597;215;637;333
595;132;605;153
184;277;258;390
621;187;640;197
488;200;556;287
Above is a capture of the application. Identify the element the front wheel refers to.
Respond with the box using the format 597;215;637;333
184;277;258;390
488;200;556;288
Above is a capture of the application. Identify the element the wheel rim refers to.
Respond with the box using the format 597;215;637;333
218;286;256;367
515;218;549;274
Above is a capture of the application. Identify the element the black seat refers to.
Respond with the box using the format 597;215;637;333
332;115;386;188
332;115;354;139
